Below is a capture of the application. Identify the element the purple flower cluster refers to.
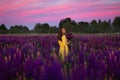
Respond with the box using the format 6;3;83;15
66;33;74;41
0;34;120;80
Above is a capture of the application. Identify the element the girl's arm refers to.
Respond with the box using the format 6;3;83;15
58;40;62;46
67;40;70;45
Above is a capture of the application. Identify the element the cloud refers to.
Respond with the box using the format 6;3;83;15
0;0;120;29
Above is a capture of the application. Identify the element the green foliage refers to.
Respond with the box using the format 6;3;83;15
33;23;50;33
42;23;50;33
49;26;58;33
9;25;29;34
59;18;77;32
0;16;120;34
0;24;8;34
77;21;89;33
112;16;120;32
34;23;42;33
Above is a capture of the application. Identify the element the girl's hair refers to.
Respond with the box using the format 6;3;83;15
58;27;65;41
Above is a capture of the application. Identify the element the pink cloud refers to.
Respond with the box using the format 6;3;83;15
1;2;97;18
4;1;119;19
2;9;120;24
0;0;39;12
0;0;120;28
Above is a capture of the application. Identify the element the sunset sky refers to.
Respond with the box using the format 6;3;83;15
0;0;120;29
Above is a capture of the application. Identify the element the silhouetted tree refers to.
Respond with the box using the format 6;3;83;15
97;21;112;33
42;23;50;33
1;16;120;34
49;26;58;33
112;16;120;32
34;23;50;33
77;21;89;33
22;26;29;33
59;18;77;32
59;18;71;27
0;24;8;34
88;20;98;33
9;25;29;34
34;23;42;33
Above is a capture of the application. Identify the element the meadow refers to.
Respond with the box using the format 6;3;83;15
0;34;120;80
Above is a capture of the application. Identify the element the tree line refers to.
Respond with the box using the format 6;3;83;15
0;16;120;34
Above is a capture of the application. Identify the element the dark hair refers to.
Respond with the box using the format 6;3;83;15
58;27;65;41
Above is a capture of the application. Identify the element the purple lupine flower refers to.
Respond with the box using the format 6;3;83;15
66;33;74;41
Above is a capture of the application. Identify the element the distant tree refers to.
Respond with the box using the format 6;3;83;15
34;23;42;33
9;25;29;34
88;20;112;33
98;19;101;23
77;21;89;33
22;26;29;33
90;20;97;25
88;20;98;33
9;26;17;34
1;16;120;34
59;18;71;27
0;24;8;34
42;23;50;33
34;23;50;33
97;21;112;33
49;26;58;33
112;16;120;32
59;18;77;32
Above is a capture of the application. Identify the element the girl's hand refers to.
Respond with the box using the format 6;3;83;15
67;40;70;45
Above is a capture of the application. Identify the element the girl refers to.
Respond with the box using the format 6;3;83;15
58;27;69;61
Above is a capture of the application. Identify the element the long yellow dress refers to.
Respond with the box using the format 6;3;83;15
58;35;69;61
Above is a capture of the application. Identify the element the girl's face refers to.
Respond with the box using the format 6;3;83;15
61;28;66;34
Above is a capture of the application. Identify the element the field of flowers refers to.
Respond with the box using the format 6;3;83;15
0;34;120;80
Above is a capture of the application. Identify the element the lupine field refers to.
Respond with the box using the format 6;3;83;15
0;34;120;80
